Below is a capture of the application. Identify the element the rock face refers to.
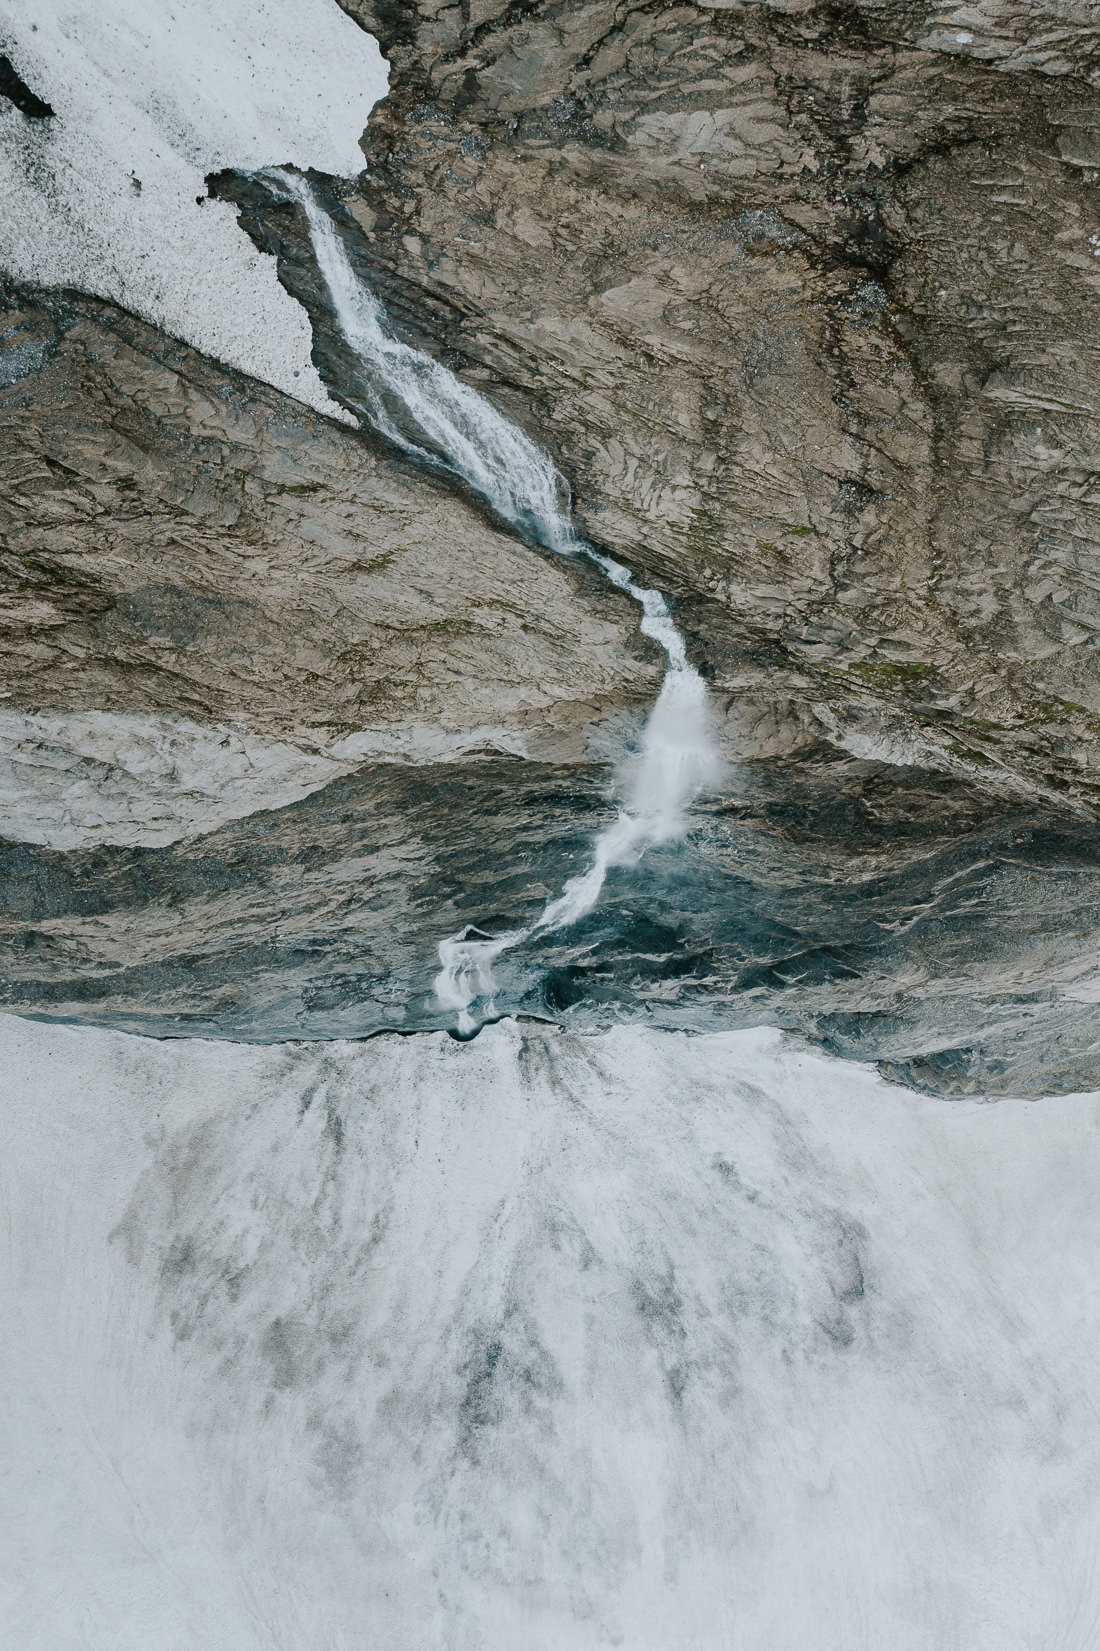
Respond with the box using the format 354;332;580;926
9;732;1100;1092
6;7;1100;1093
317;0;1100;808
0;285;654;760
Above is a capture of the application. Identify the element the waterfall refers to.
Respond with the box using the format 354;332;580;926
268;168;717;1032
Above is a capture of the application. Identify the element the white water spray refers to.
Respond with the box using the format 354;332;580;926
271;169;717;1031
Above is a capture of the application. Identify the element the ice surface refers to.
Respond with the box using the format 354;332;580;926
0;0;388;414
3;1011;1099;1649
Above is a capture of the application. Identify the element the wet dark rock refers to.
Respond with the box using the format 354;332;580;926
5;741;1100;1096
0;54;54;121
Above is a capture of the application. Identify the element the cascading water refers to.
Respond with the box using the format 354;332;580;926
268;168;717;1032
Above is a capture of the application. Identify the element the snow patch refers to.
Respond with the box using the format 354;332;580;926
0;0;388;414
2;1014;1100;1648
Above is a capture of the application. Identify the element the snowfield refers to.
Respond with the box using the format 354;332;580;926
2;1012;1098;1649
0;0;387;414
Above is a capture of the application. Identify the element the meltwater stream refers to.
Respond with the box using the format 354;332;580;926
269;169;717;1031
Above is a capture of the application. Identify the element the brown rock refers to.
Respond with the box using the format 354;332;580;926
319;0;1100;808
0;284;656;758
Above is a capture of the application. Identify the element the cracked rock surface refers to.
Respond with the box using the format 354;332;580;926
6;5;1100;1092
0;284;656;767
316;0;1100;808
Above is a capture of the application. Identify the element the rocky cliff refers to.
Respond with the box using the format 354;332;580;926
320;0;1100;806
5;3;1100;1093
